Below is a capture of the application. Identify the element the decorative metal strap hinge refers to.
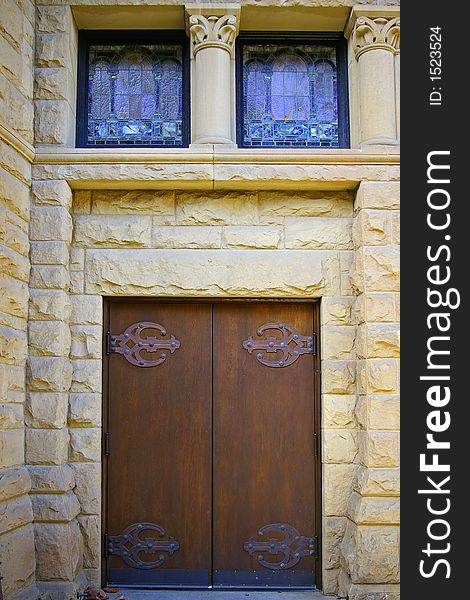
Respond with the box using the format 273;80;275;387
106;523;180;569
243;323;315;368
243;523;316;569
108;322;181;368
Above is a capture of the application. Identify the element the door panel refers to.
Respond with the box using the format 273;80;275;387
105;302;212;586
213;302;317;588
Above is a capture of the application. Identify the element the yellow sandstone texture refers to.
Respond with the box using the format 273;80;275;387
1;0;36;596
0;1;400;598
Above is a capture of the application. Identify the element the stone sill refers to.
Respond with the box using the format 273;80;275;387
35;146;399;163
33;147;400;191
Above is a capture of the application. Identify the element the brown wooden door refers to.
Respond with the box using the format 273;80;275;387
105;302;212;586
104;300;319;589
213;303;318;588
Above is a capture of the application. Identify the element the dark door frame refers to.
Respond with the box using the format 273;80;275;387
101;298;322;590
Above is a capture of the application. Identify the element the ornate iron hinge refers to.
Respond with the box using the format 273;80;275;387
106;523;180;569
243;323;315;368
108;322;181;368
243;523;316;570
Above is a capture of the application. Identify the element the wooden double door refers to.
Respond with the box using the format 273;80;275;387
103;300;320;589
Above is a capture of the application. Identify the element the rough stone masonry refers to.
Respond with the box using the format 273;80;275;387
0;1;400;599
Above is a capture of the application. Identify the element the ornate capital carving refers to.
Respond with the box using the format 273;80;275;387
188;14;238;57
352;16;400;58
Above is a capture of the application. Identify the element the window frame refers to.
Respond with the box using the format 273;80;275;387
76;30;190;149
236;31;350;149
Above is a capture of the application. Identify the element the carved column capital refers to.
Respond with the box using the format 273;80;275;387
188;13;239;57
185;4;240;143
352;15;400;59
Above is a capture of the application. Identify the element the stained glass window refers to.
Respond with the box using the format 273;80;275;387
86;43;184;146
241;43;340;148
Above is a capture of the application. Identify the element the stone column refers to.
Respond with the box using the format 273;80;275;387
186;5;240;145
27;180;85;595
339;181;400;600
347;11;400;148
68;193;104;591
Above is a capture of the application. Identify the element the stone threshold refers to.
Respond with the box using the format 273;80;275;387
106;591;332;600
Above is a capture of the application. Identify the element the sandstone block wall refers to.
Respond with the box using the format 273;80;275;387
0;1;400;598
72;189;353;297
0;0;36;597
34;5;77;148
27;180;87;595
338;181;400;599
63;185;399;597
65;188;359;594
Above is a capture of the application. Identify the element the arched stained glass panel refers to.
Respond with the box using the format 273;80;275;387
314;60;336;123
90;60;111;120
115;52;156;121
87;43;184;146
271;54;309;121
245;60;266;121
160;59;182;139
241;43;340;148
